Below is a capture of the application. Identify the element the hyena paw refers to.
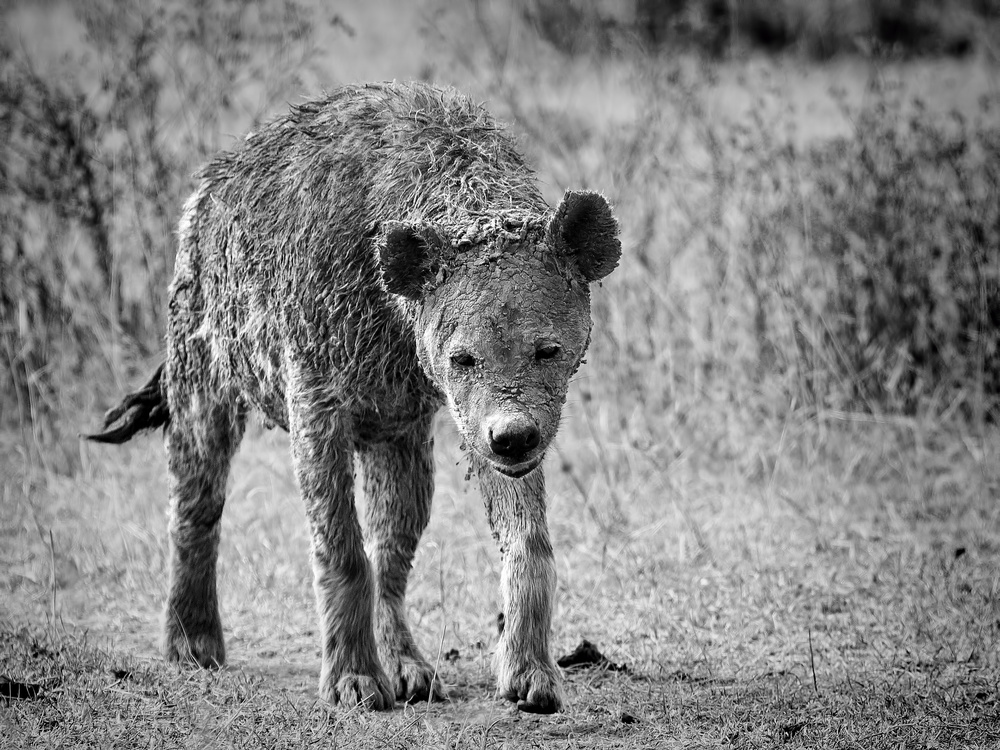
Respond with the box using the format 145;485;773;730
321;668;395;711
499;661;563;714
390;654;448;703
163;617;225;668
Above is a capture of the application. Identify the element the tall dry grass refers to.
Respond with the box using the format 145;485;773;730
524;0;999;59
1;0;321;469
3;1;998;466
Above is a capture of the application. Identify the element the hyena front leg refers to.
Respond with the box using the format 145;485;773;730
358;412;445;703
287;388;393;710
163;387;246;668
474;458;563;714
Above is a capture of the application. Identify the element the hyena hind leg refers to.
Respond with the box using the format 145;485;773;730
162;390;246;669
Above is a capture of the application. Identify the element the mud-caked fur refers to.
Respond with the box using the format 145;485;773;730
89;81;620;713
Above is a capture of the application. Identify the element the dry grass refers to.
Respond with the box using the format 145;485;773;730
3;1;1000;747
3;405;1000;747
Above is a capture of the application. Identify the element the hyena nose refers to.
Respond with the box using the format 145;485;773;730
488;417;541;459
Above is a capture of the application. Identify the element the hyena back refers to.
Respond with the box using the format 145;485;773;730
89;81;620;713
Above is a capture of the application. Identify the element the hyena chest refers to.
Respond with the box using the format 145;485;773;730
221;304;441;440
339;333;444;443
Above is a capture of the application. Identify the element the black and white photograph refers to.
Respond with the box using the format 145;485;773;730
2;1;999;746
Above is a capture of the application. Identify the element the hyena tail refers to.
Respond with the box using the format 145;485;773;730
86;363;170;444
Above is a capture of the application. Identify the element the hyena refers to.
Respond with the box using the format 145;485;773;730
88;81;620;714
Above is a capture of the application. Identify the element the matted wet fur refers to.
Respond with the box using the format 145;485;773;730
88;81;620;713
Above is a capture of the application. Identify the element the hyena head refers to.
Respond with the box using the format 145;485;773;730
377;190;620;478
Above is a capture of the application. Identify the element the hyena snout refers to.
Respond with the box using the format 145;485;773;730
486;413;541;463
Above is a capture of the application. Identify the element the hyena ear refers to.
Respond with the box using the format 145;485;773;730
547;190;621;282
377;222;445;300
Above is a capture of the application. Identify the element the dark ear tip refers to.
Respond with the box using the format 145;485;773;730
378;221;411;256
565;189;615;212
550;190;621;283
553;190;619;234
377;221;443;301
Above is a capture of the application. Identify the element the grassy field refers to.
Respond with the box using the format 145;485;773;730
3;1;1000;747
4;395;999;746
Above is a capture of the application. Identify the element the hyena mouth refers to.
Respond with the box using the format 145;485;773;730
493;457;543;479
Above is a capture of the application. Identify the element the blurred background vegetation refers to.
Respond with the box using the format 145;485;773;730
1;0;998;472
538;0;1000;58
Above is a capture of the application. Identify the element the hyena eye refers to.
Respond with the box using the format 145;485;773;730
535;344;561;361
451;352;477;368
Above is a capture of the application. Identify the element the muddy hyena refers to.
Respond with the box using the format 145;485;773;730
88;81;620;714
